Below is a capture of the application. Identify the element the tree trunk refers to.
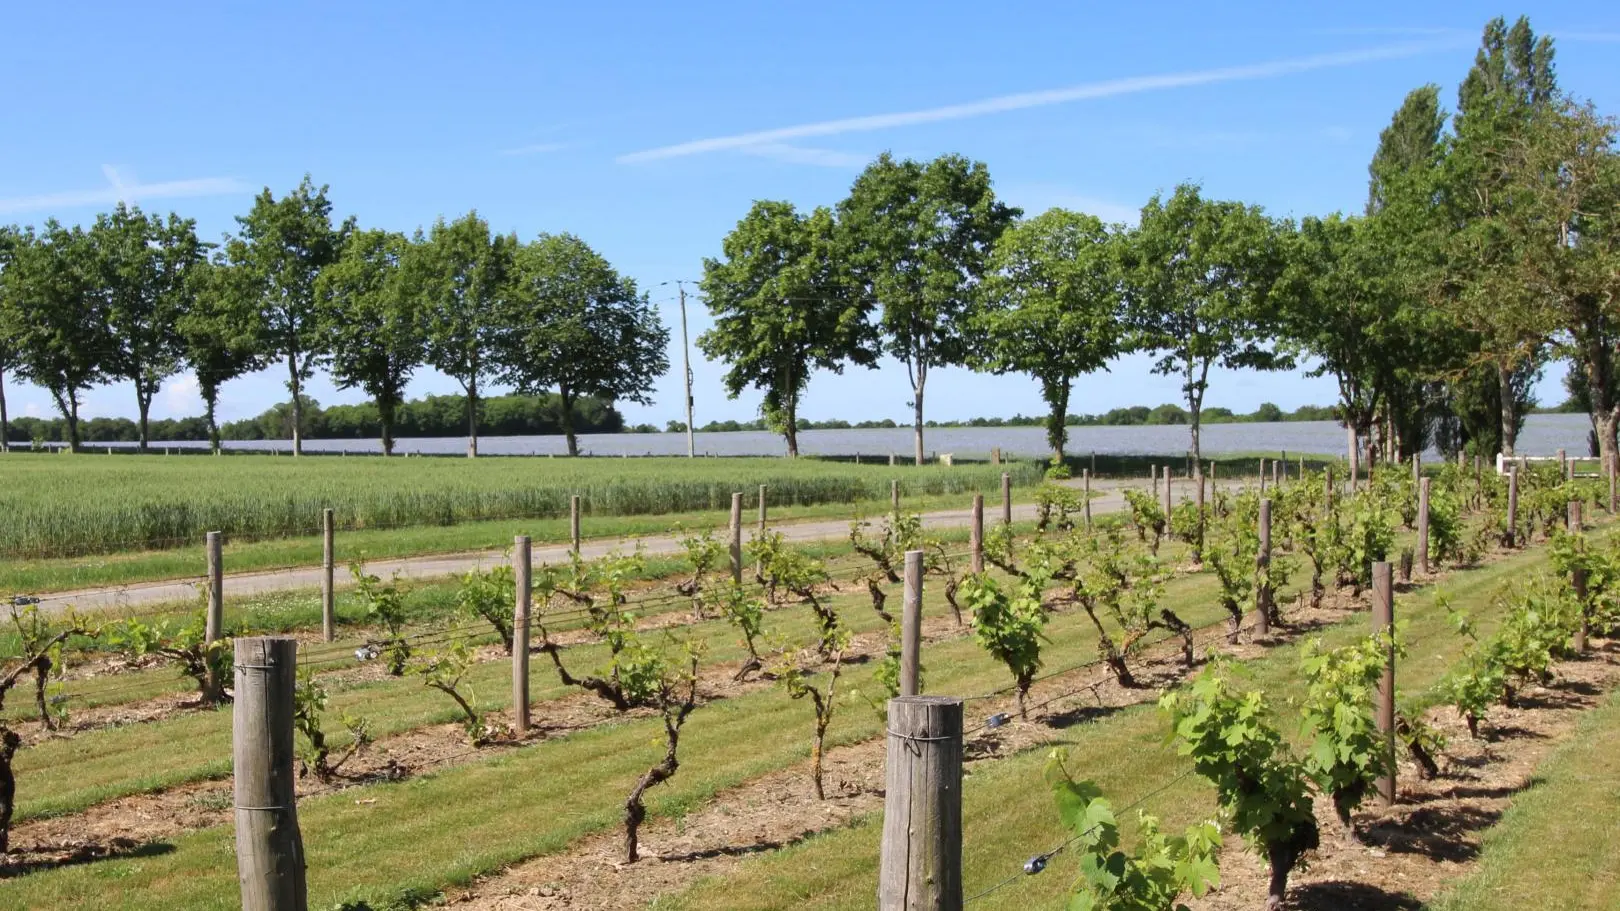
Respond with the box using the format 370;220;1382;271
560;385;578;457
783;393;799;458
912;374;926;466
0;366;9;453
1497;361;1517;458
204;389;221;454
1045;375;1070;464
137;389;152;452
67;393;81;453
1584;346;1618;477
466;376;479;458
379;395;397;457
287;353;304;457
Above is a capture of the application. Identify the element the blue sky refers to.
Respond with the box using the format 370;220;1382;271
3;2;1617;429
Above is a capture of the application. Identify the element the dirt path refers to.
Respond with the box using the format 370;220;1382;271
32;479;1169;616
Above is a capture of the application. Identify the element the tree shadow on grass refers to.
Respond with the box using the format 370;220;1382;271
1365;803;1502;862
0;839;176;879
1288;880;1423;910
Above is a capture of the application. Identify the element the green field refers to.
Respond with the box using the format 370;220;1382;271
0;453;1043;560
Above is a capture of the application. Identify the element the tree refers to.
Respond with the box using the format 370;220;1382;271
178;259;268;452
974;208;1121;462
316;229;424;455
499;233;668;456
698;201;872;456
91;205;205;449
0;226;19;452
417;212;513;458
224;176;348;456
0;223;109;450
1427;17;1560;457
1121;184;1288;472
837;153;1019;464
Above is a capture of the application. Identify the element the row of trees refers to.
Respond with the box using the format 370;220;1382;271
700;16;1619;471
0;182;669;456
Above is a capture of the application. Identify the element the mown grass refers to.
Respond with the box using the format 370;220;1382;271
0;515;1571;910
1428;687;1620;911
0;453;1043;561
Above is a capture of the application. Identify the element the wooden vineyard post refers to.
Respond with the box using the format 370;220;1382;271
1348;427;1359;493
1574;567;1591;653
1417;478;1431;575
757;485;768;576
206;531;224;703
1412;453;1421;485
1272;459;1279;487
1371;561;1396;807
1194;472;1206;563
1258;458;1267;496
570;495;581;556
729;492;743;585
1255;499;1272;637
1569;499;1583;532
969;495;984;574
321;509;335;643
1001;472;1012;526
512;535;532;735
1507;469;1520;548
892;479;901;519
878;696;963;911
1150;464;1158;497
1082;466;1095;531
1559;448;1568;480
1611;463;1617;514
1161;465;1172;524
900;550;923;697
233;636;308;911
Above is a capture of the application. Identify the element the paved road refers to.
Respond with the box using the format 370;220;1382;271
33;479;1161;616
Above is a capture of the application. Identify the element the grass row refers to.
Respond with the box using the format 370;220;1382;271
0;454;1044;561
0;514;1567;909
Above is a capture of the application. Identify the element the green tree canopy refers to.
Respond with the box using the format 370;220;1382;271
837;153;1018;464
316;228;424;456
973;208;1121;461
1120;183;1288;471
498;233;669;456
224;175;349;455
417;211;513;457
177;258;268;452
698;201;873;457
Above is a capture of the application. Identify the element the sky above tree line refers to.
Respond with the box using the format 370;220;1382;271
2;1;1617;430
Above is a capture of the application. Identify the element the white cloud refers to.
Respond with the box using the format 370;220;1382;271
161;373;202;418
0;174;251;215
736;143;869;168
498;142;568;157
617;39;1462;164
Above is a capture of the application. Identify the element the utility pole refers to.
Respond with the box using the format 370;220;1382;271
678;283;696;458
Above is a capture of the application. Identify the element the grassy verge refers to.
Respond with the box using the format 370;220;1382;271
1428;689;1620;911
0;522;1561;909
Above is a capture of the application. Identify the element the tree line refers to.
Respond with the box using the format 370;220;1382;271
699;16;1620;471
670;402;1338;435
0;184;668;456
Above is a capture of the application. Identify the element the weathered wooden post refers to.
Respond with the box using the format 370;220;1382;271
1272;458;1280;487
1371;561;1396;807
1574;567;1592;653
1611;462;1617;514
756;484;768;575
1417;478;1431;575
569;495;581;556
1559;448;1568;480
1507;469;1520;548
878;695;963;911
512;535;531;735
1195;472;1206;562
1082;468;1093;530
970;495;984;574
900;550;924;697
1412;453;1420;485
729;492;743;585
891;479;901;518
205;531;224;703
1255;499;1272;636
1161;465;1172;523
1348;427;1359;493
1569;498;1583;532
233;636;308;911
321;509;335;643
1258;458;1267;496
1001;472;1012;526
1324;466;1335;511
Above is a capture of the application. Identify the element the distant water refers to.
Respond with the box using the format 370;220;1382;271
88;413;1598;459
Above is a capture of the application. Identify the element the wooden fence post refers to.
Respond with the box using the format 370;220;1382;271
233;636;308;911
1082;466;1095;531
1507;469;1520;548
1558;448;1568;480
879;696;963;911
1001;472;1012;526
1272;459;1280;487
729;492;743;585
512;535;531;735
1569;498;1582;532
1258;458;1267;496
757;484;768;576
321;510;335;643
1162;466;1172;523
570;495;581;556
1574;567;1591;653
1371;561;1396;807
892;479;901;519
969;495;984;574
206;531;224;703
1255;499;1272;637
1417;478;1431;575
1195;472;1206;562
1412;453;1420;485
900;550;923;697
